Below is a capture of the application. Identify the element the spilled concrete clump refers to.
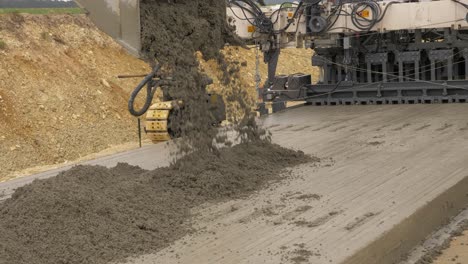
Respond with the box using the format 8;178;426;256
140;0;253;152
0;142;312;264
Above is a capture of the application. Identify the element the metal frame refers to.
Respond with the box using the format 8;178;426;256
74;0;141;57
304;81;468;105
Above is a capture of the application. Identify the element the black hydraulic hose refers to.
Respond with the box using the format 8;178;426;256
350;1;398;32
351;1;380;31
232;0;274;33
270;2;299;24
452;0;468;9
256;0;266;6
375;1;397;23
325;0;344;32
277;1;304;32
229;4;254;21
128;65;160;117
238;0;263;15
231;1;261;26
230;0;306;34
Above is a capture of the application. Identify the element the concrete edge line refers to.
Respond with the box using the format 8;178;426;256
342;175;468;264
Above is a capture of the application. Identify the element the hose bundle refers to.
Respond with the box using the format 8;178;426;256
351;0;397;32
228;0;304;35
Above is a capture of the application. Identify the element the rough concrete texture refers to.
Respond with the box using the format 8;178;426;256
109;104;467;264
0;141;312;264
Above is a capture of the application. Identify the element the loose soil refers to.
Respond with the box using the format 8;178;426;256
418;220;468;264
433;230;468;264
0;14;149;181
0;141;313;264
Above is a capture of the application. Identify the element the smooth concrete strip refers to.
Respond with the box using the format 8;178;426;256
344;175;468;264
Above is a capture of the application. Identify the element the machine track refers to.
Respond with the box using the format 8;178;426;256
145;100;183;143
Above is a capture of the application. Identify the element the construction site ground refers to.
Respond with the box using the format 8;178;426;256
2;104;467;264
434;231;468;264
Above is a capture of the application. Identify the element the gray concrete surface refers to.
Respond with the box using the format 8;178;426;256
0;143;172;203
1;104;468;264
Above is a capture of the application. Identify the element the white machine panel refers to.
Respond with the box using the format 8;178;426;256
227;4;307;41
329;0;468;33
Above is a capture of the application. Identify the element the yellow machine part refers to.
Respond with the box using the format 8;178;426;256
145;101;181;143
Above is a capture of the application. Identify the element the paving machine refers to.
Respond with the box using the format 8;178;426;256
228;0;468;110
74;0;468;132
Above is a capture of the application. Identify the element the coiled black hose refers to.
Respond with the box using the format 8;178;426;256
351;1;397;32
277;1;304;33
452;0;468;9
231;0;274;33
351;1;380;31
229;0;305;34
128;65;160;117
256;0;266;6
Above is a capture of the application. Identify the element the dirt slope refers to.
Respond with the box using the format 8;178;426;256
0;14;150;181
0;14;318;181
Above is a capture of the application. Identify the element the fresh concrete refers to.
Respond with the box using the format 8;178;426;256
2;104;468;264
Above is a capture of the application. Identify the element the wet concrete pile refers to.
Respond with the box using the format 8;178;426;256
0;142;312;264
140;0;252;151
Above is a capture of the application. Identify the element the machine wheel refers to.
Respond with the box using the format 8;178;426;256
145;100;183;143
